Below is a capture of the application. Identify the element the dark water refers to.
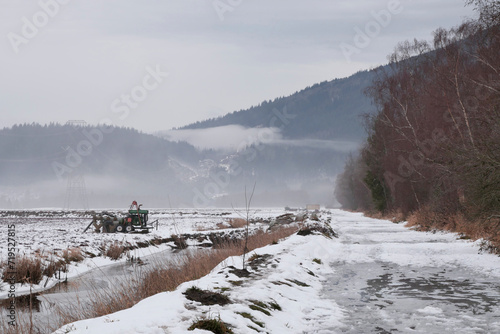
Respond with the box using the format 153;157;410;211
0;248;183;332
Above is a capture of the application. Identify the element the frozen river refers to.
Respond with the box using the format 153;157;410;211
322;212;500;333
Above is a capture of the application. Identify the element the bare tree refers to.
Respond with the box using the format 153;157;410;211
242;182;256;270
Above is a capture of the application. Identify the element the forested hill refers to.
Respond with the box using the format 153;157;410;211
181;70;376;141
0;123;201;185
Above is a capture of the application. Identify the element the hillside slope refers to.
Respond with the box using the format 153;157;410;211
182;70;376;141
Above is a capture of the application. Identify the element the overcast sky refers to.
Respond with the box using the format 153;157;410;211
0;0;476;133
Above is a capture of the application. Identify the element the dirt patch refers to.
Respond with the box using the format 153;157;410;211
184;286;231;306
228;266;251;278
188;317;234;334
297;223;338;238
248;254;273;271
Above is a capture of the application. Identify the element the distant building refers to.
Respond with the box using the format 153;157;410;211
306;204;320;211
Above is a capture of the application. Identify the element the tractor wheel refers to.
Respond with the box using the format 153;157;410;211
115;224;124;233
125;224;133;233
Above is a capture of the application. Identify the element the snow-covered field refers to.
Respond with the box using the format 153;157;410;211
50;209;500;334
0;208;287;298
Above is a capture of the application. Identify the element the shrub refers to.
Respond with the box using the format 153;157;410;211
62;248;84;264
363;170;388;212
188;317;234;334
227;218;247;228
171;234;188;249
236;312;264;328
105;242;126;260
184;286;230;306
2;256;44;285
297;223;337;238
43;259;67;277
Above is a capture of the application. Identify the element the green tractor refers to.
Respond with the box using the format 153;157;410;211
84;201;157;233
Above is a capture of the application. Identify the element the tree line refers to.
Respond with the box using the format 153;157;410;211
335;0;500;248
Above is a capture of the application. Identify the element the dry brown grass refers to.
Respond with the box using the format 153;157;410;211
43;258;67;278
1;226;298;333
227;218;247;228
365;209;406;223
171;234;188;249
212;218;248;230
1;256;44;285
105;242;126;260
405;206;500;254
53;225;299;330
135;226;297;305
0;248;85;286
0;310;45;334
62;248;84;264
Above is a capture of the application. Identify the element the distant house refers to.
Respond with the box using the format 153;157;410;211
306;204;320;211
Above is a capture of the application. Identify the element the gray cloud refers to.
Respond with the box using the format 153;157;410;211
0;0;475;132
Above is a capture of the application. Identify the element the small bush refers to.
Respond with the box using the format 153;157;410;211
249;303;271;316
297;223;338;238
313;258;322;264
267;300;282;311
43;259;67;277
247;253;260;262
227;218;247;228
2;256;44;285
236;312;264;328
171;234;188;249
184;286;230;306
188;317;234;334
285;278;310;287
62;248;84;264
105;242;126;260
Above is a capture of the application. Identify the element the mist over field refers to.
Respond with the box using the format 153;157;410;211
0;121;351;209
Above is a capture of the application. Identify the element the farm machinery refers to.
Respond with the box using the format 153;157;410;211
83;201;158;233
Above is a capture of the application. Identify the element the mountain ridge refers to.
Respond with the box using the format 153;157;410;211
179;69;377;142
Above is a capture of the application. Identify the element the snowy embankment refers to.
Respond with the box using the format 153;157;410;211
55;222;344;334
54;209;500;334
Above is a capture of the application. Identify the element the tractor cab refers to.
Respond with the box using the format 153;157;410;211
123;201;152;231
126;209;149;227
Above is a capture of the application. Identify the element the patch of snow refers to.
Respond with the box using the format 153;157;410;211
417;306;443;315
